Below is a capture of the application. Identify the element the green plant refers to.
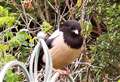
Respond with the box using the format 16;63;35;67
90;0;120;81
4;70;23;82
0;6;16;27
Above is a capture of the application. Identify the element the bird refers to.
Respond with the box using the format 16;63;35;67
38;20;83;74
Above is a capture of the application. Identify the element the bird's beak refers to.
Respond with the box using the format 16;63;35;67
73;30;79;35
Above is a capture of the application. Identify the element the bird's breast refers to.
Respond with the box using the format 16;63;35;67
49;35;81;69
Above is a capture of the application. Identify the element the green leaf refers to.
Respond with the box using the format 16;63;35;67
0;16;15;27
118;79;120;82
0;44;9;52
9;38;21;47
81;21;92;37
0;55;15;63
41;21;53;33
9;31;31;47
0;6;8;16
76;0;82;8
5;70;22;82
4;31;13;40
0;55;15;67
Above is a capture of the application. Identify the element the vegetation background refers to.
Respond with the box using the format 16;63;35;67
0;0;120;82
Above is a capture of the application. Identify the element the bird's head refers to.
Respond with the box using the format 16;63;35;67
60;20;81;37
59;20;83;49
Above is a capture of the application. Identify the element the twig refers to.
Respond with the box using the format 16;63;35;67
72;66;87;75
46;0;66;22
46;0;58;14
44;0;50;21
0;25;18;36
80;0;88;22
21;1;29;25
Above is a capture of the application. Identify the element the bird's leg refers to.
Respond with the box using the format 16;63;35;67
53;67;70;75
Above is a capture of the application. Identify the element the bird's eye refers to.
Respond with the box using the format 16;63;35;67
70;27;74;30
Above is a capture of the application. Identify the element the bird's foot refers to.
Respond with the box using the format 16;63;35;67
53;67;70;75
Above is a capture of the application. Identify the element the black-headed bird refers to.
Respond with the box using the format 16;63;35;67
38;20;83;74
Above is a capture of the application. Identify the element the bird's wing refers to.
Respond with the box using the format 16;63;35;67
38;29;61;70
45;38;55;48
48;29;60;39
46;29;61;48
